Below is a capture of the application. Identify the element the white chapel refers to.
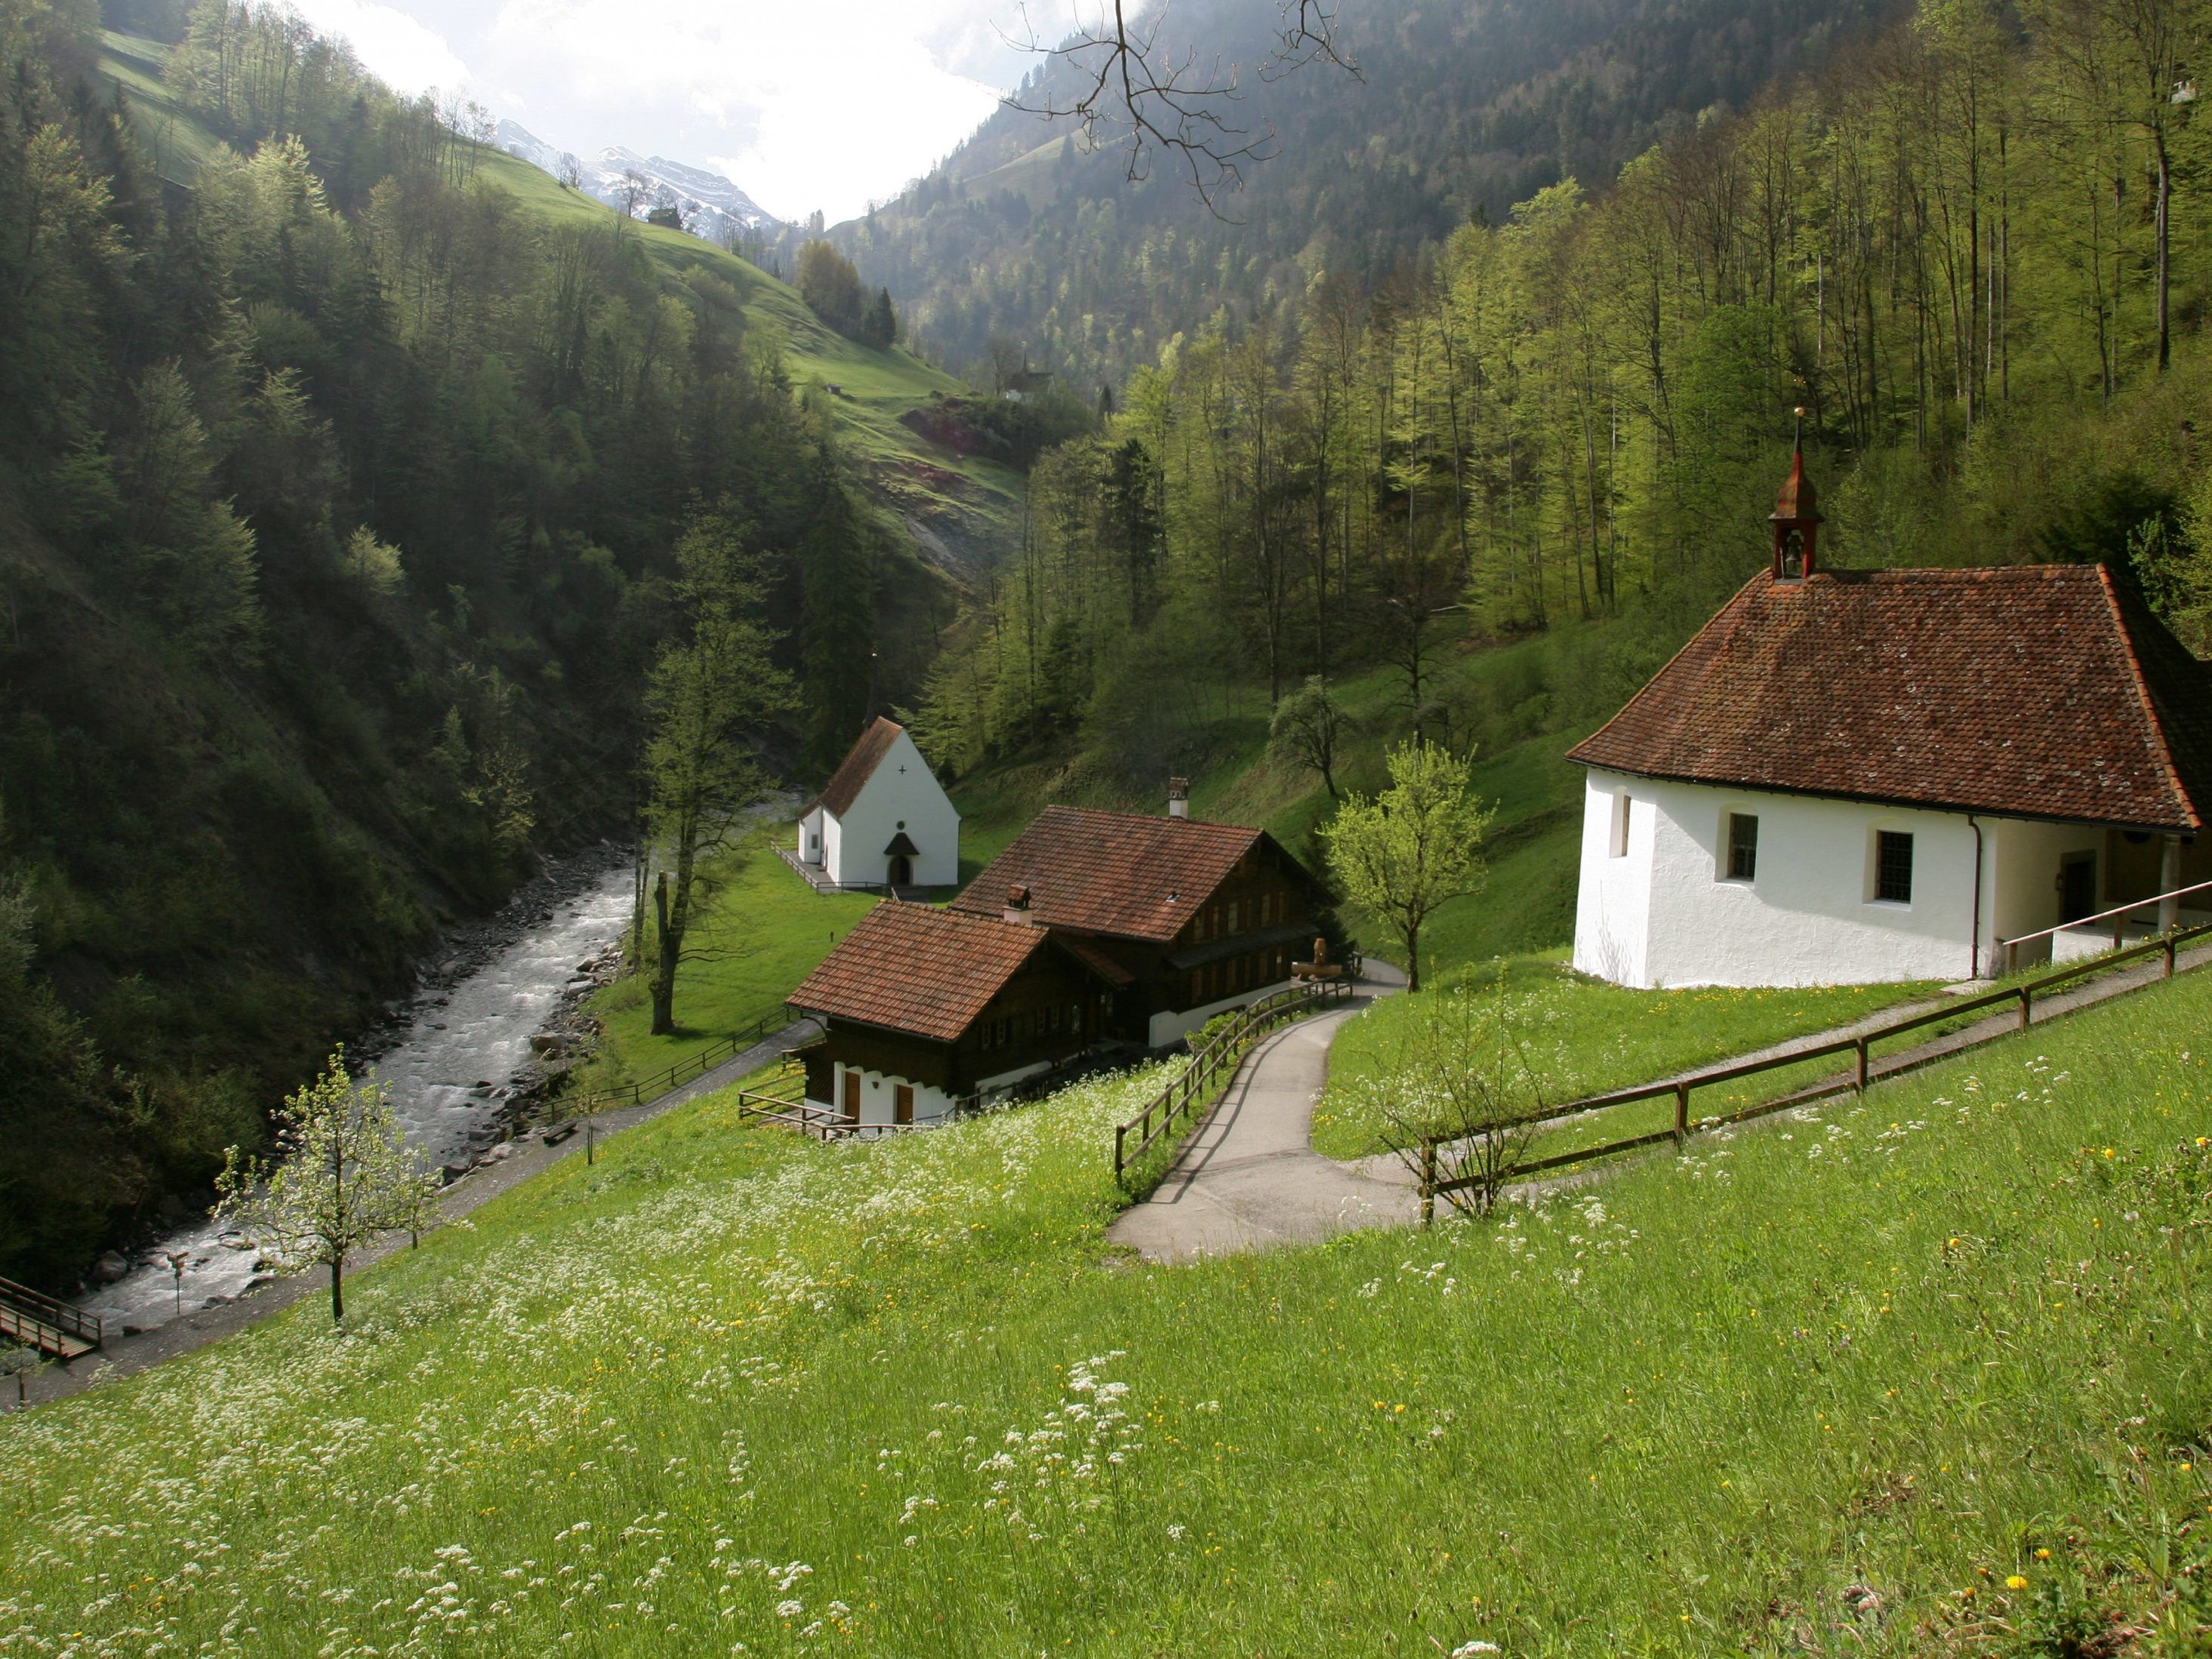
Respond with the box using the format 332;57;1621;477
1569;446;2212;989
796;717;960;891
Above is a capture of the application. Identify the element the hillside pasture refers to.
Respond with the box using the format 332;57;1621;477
5;962;2209;1654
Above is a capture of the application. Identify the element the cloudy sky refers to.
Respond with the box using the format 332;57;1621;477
284;0;1073;222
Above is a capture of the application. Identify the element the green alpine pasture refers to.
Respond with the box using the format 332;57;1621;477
7;960;2208;1655
571;831;876;1094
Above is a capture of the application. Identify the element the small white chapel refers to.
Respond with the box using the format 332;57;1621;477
796;717;960;891
1569;443;2212;989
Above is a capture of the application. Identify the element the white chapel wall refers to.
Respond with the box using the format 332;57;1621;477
1579;772;1999;988
824;728;961;887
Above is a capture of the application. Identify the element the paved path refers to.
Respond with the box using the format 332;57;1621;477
1109;965;1412;1262
14;1018;820;1411
1111;943;2212;1260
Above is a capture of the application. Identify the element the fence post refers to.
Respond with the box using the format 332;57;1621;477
586;1113;596;1165
2165;934;2177;980
1854;1036;1868;1094
1674;1080;1690;1142
1115;1123;1126;1181
2017;986;2032;1031
1421;1139;1436;1227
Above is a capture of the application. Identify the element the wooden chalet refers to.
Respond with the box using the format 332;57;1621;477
784;786;1336;1127
947;794;1335;1048
787;903;1117;1128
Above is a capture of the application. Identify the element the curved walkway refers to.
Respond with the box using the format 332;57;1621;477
1108;964;1413;1262
1110;941;2212;1263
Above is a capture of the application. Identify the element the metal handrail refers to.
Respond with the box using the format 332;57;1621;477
2000;877;2212;973
1418;917;2212;1213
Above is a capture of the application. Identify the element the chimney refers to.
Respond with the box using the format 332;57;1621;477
1003;883;1035;925
1167;777;1189;820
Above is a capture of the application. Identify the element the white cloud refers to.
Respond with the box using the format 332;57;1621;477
286;0;479;97
482;0;1015;220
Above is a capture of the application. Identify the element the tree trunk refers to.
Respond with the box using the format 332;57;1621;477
2152;128;2170;372
329;1255;344;1322
1405;924;1422;994
650;871;677;1035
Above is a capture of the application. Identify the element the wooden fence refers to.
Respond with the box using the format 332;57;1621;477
1113;977;1358;1181
560;1009;801;1117
1417;919;2212;1220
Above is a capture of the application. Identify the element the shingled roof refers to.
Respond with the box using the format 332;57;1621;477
947;805;1285;942
788;904;1056;1042
1567;565;2212;831
810;716;905;820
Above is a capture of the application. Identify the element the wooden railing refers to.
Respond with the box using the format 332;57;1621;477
1113;977;1357;1181
560;1011;806;1116
2000;877;2212;974
1416;919;2212;1217
0;1275;103;1359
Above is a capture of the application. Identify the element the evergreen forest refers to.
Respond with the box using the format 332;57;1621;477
0;0;971;1284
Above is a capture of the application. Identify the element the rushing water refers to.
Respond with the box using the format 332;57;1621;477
79;853;636;1336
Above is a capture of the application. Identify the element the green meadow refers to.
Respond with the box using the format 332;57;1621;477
6;957;2207;1655
1311;953;1939;1161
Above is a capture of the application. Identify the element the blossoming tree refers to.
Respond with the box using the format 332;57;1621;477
213;1048;440;1322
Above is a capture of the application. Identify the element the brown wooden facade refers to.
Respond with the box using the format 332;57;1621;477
799;932;1114;1103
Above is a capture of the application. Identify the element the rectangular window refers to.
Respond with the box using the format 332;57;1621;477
1875;831;1914;903
1726;812;1759;882
1226;900;1240;934
1610;793;1631;858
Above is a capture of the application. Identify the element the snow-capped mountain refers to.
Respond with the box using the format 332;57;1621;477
494;120;780;245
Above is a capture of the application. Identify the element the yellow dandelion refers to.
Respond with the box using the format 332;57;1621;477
2006;1575;2027;1590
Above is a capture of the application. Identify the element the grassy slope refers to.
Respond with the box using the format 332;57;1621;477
97;32;1022;552
8;955;2208;1654
571;833;877;1092
1311;952;1939;1160
946;620;1615;981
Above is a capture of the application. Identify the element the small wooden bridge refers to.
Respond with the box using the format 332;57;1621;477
0;1275;104;1361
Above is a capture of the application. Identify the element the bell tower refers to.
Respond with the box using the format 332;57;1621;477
1770;407;1821;583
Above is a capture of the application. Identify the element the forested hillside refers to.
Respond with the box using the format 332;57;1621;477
0;0;998;1285
833;0;1907;386
910;0;2212;933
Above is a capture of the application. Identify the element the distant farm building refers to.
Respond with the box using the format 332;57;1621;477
787;785;1334;1128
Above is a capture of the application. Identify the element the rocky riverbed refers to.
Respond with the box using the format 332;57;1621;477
76;846;636;1337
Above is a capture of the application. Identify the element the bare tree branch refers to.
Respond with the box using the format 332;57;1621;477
1000;0;1360;217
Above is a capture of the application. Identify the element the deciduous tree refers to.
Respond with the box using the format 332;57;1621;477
211;1048;438;1322
1323;740;1493;992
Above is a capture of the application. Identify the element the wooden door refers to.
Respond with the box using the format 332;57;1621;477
2061;854;2097;924
842;1069;860;1121
894;1084;914;1125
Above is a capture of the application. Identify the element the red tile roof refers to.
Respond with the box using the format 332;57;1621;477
787;903;1052;1042
810;717;905;819
947;805;1274;942
1567;565;2212;830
